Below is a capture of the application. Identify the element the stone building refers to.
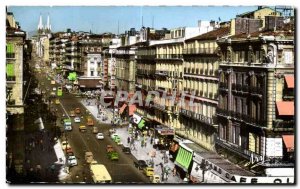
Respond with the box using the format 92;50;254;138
216;17;294;173
180;26;230;151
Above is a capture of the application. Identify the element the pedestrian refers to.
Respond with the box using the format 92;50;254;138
150;137;153;144
144;141;147;148
127;137;130;144
173;167;177;176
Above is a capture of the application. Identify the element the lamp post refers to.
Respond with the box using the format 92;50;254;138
200;159;211;183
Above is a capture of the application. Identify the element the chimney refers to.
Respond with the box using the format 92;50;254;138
210;20;216;28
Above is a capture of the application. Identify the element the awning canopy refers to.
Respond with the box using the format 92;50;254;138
276;101;294;116
284;75;294;88
138;119;146;129
132;113;142;124
282;135;294;152
78;78;101;88
129;105;136;116
174;147;193;172
119;104;127;115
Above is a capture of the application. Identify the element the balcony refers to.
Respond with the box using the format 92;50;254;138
7;99;16;105
6;76;16;82
216;138;262;160
155;70;168;77
242;114;266;127
216;107;230;117
6;53;15;59
156;54;183;60
219;82;228;92
180;109;214;125
273;119;294;129
183;48;215;55
249;86;263;96
136;55;156;60
153;102;166;111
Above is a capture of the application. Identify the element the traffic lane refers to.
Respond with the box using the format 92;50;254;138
80;126;149;183
59;95;149;183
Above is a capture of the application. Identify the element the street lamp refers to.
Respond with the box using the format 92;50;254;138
199;159;211;183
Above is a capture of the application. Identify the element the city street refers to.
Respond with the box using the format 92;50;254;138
35;65;149;183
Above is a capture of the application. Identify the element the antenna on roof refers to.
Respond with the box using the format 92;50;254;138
142;16;144;27
118;20;119;36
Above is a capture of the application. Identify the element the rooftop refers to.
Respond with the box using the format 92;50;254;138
185;27;230;42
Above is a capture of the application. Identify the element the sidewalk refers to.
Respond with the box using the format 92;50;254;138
80;98;184;183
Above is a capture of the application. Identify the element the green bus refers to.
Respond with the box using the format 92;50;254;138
57;87;63;96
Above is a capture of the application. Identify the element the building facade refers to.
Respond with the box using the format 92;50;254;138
180;26;230;151
216;19;294;173
6;12;26;131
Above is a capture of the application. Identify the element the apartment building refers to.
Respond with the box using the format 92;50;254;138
216;16;294;173
180;26;230;151
115;44;137;93
6;12;26;131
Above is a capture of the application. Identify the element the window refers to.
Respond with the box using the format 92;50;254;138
284;50;293;64
90;71;94;76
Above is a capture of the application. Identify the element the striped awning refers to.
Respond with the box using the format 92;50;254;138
119;104;127;114
174;147;193;171
138;119;146;129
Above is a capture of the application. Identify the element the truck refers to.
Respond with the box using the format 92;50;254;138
90;163;112;183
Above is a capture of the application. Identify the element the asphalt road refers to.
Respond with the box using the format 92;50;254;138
36;67;149;184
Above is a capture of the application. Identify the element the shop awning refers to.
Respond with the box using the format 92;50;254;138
276;101;294;116
156;126;175;135
138;119;146;129
132;113;142;124
282;135;294;152
284;75;294;88
119;104;127;114
129;105;136;116
175;147;193;171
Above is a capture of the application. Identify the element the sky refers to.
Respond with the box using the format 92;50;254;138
7;6;259;35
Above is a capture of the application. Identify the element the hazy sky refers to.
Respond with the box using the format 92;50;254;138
7;6;258;35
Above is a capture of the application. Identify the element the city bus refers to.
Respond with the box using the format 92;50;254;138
57;87;63;96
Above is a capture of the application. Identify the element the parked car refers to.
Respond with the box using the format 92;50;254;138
144;167;154;177
74;117;81;123
92;126;99;134
96;133;104;140
151;175;161;183
134;160;148;170
122;146;131;154
52;87;57;91
67;155;78;166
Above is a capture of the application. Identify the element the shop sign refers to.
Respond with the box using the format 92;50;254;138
158;129;175;135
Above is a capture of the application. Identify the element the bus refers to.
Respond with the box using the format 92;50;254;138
57;87;63;96
90;163;112;183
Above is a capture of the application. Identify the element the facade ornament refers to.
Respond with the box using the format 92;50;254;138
248;45;254;63
226;46;232;62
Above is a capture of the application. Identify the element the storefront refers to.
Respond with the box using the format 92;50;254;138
153;125;175;150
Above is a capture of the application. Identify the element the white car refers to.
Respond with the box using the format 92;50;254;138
96;133;104;140
74;117;81;123
110;133;118;139
67;156;78;166
65;125;72;131
53;87;57;91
